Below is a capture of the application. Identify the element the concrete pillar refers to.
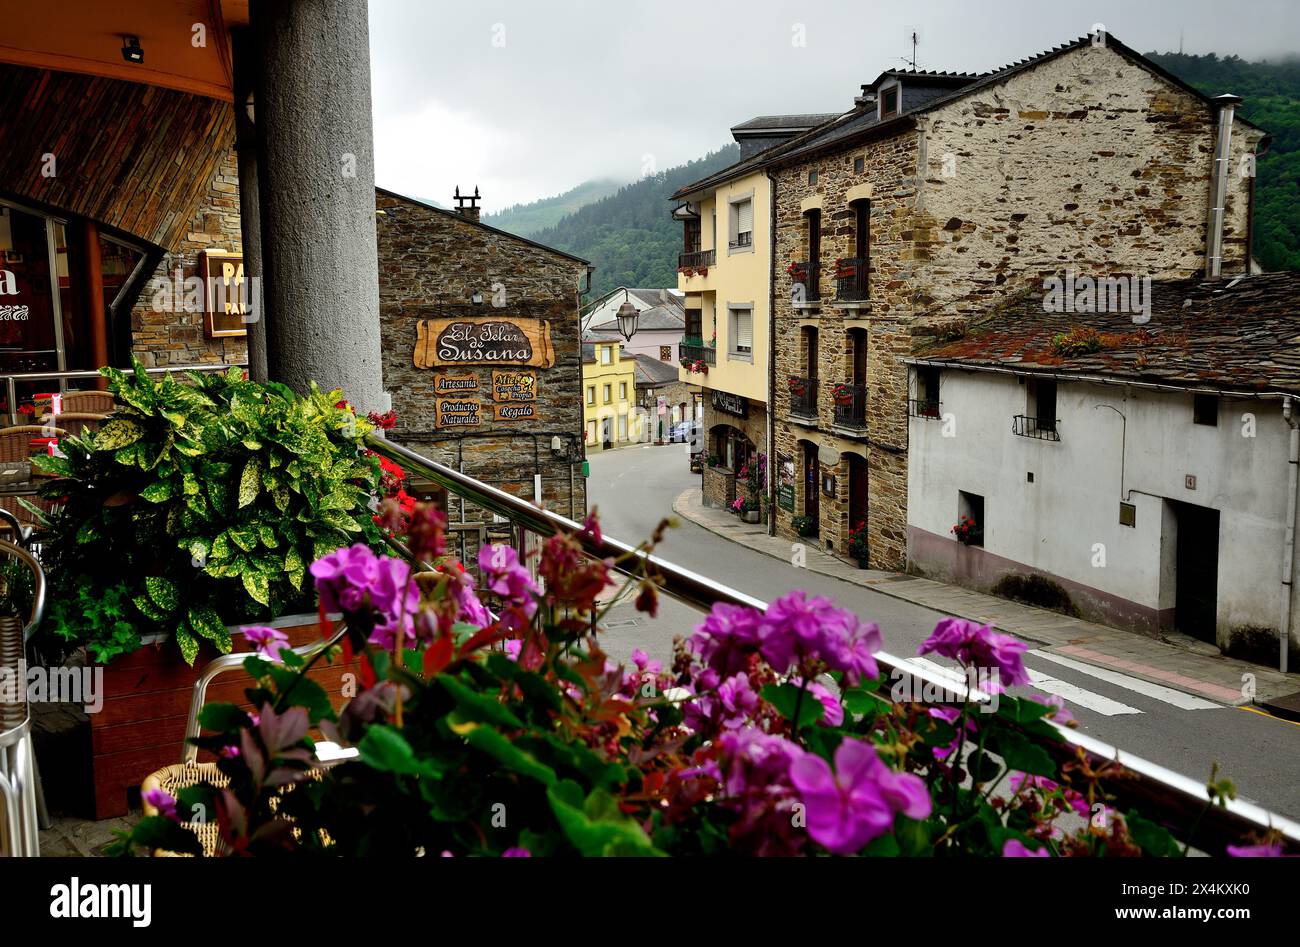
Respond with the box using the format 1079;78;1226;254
230;27;267;383
250;0;385;411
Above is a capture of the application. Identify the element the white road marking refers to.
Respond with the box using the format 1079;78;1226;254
1028;649;1221;710
912;656;1142;717
1025;668;1143;716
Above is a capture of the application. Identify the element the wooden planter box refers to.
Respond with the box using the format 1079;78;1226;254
89;612;359;819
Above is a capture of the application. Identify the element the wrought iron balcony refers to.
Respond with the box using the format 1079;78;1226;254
909;398;942;420
679;342;715;366
831;383;867;430
788;374;817;420
728;231;753;251
789;260;820;302
835;256;869;302
678;249;715;270
1012;414;1060;441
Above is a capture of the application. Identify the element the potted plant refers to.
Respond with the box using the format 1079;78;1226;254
835;258;859;279
831;382;855;406
786;261;809;283
731;496;760;524
31;360;385;816
848;520;870;568
787;376;808;398
791;514;817;538
952;514;982;546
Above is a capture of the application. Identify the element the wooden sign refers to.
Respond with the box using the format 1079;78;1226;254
414;318;554;368
491;370;537;402
435;397;481;428
493;403;538;422
433;373;479;394
199;250;248;338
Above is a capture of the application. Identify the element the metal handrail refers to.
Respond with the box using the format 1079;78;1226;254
1;363;246;425
364;432;1300;853
0;538;45;643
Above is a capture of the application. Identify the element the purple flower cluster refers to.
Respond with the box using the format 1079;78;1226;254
241;625;290;662
689;591;881;684
477;544;539;616
918;617;1029;691
310;544;420;649
716;730;931;856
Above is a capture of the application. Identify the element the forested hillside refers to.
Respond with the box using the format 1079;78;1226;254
1147;51;1300;272
482;178;627;237
530;145;741;298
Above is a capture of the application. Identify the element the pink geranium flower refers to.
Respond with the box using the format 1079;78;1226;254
919;617;1029;691
241;625;290;662
790;738;931;855
1003;839;1051;857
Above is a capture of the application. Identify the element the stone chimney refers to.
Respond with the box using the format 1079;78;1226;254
453;185;481;222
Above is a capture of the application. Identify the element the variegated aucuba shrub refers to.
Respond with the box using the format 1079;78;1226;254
33;359;385;664
113;505;1280;858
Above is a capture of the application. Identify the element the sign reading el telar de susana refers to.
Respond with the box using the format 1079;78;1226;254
414;319;554;369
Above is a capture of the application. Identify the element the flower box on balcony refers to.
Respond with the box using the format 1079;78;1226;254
87;612;361;819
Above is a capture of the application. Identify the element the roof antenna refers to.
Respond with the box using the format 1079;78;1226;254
899;29;919;70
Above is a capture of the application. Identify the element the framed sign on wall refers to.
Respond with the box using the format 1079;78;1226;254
434;397;482;428
414;318;554;368
491;370;537;402
199;250;248;338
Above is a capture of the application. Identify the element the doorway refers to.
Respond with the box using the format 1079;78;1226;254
847;454;868;533
1172;501;1220;642
802;441;820;528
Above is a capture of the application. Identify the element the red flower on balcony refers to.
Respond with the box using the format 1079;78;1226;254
787;376;808;397
831;382;854;406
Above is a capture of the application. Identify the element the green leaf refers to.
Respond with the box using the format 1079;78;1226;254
242;570;270;606
94;418;145;451
145;576;180;612
435;674;525;729
547;786;663;857
358;725;447;778
257;525;279;548
188;605;231;652
175;623;199;665
198;703;254;732
139;480;174;503
228;526;258;552
1126;811;1182;857
462;725;556;786
239;457;263;508
989;731;1057;778
761;682;825;728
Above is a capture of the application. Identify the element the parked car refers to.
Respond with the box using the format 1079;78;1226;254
668;419;701;444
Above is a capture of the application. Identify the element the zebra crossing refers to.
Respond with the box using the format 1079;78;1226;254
908;649;1224;719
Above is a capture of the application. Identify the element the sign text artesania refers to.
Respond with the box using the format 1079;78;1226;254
414;318;554;368
433;373;479;394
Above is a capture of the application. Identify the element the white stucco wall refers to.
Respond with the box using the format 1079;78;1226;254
907;367;1298;649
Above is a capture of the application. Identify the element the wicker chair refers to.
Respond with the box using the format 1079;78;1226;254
141;622;354;856
0;538;47;855
49;413;107;437
0;426;66;464
60;390;116;414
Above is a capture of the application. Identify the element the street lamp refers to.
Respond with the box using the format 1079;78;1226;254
616;300;639;341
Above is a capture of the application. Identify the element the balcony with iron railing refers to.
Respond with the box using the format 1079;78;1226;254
835;257;869;303
788;374;817;422
678;248;715;270
728;231;753;251
909;398;942;420
1012;414;1060;441
678;341;716;366
788;261;820;304
830;382;867;432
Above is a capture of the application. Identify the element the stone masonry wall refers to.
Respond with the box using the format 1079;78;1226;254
772;42;1266;570
375;192;589;520
131;144;249;368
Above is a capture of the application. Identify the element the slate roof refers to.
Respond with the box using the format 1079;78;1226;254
910;272;1300;396
632;354;681;387
670;32;1267;200
731;114;841;133
591;303;685;333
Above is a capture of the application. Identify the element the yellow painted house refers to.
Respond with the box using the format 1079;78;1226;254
582;336;639;451
670;113;837;508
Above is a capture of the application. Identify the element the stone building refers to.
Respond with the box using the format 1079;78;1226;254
906;273;1300;666
376;189;592;519
759;33;1266;568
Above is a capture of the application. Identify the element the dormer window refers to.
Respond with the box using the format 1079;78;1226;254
879;83;900;119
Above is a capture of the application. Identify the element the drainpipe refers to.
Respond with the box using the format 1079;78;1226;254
1281;396;1298;673
766;171;778;536
1205;93;1242;279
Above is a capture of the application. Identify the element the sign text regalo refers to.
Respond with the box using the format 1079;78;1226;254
414;318;554;368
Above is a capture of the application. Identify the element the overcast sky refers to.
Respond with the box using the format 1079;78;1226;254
368;0;1300;212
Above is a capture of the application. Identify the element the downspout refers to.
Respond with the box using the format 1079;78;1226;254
1281;395;1298;673
1205;94;1241;279
766;170;778;536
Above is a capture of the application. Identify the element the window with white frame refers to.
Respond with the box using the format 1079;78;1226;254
600;345;613;365
729;306;753;357
729;197;753;250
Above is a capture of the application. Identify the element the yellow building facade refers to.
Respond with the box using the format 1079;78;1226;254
582;339;640;451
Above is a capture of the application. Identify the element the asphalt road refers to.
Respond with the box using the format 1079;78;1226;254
587;442;1300;822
